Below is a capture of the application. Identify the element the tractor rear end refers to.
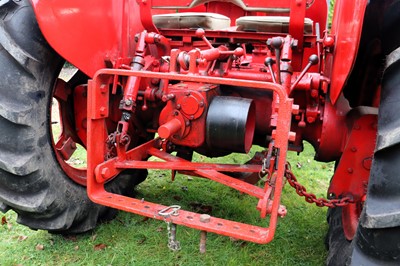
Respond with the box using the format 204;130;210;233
0;0;399;264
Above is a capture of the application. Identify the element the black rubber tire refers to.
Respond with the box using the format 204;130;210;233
325;207;353;266
350;52;400;265
0;0;146;233
326;2;400;265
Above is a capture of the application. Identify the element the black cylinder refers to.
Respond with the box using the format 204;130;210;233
206;96;255;153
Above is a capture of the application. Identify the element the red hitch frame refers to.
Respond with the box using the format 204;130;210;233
87;69;295;243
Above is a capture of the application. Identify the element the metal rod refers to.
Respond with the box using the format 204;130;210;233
200;231;207;253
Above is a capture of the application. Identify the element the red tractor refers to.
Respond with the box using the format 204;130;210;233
0;0;399;264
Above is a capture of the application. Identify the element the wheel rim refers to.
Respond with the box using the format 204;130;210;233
51;68;88;186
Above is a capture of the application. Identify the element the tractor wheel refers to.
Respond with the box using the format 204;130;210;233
326;2;400;265
0;0;146;233
325;207;353;266
349;48;400;264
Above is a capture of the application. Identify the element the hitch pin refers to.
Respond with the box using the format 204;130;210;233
158;205;181;217
199;214;211;253
158;205;181;251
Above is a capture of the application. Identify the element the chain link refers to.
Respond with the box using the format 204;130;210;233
166;222;181;251
285;165;354;208
158;205;181;251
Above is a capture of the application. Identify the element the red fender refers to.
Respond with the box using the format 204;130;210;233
329;0;368;104
30;0;144;77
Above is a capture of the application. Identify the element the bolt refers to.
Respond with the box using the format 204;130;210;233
307;116;315;123
347;168;354;174
99;84;107;94
125;99;133;106
351;147;357;152
99;106;106;116
185;121;190;126
101;168;110;179
176;104;181;110
199;214;211;223
289;132;296;142
292;104;300;115
189;115;195;120
362;157;373;170
310;89;319;98
199;101;204;107
200;231;207;254
185;91;191;96
70;142;77;149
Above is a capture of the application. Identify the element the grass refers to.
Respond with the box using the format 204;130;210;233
0;143;333;266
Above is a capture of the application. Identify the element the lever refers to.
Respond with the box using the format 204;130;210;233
264;57;277;84
269;37;284;84
290;54;319;93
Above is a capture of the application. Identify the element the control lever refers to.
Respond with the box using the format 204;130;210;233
289;54;319;93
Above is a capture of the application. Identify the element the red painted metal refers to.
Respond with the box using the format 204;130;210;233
289;0;306;50
158;82;216;147
158;119;183;139
342;202;363;240
52;79;87;186
328;115;377;240
87;67;294;243
30;0;378;246
30;0;144;77
328;0;368;104
73;85;88;148
30;0;328;77
314;98;348;162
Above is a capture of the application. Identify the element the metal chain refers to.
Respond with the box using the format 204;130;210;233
166;222;181;251
285;165;354;208
158;205;181;251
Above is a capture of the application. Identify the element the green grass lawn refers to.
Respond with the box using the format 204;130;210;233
0;143;333;266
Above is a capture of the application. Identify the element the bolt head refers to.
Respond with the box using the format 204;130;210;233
347;168;354;174
125;99;132;106
101;168;110;178
99;106;106;116
199;214;211;223
70;142;77;149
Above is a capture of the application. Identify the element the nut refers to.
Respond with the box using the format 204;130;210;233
199;214;211;223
